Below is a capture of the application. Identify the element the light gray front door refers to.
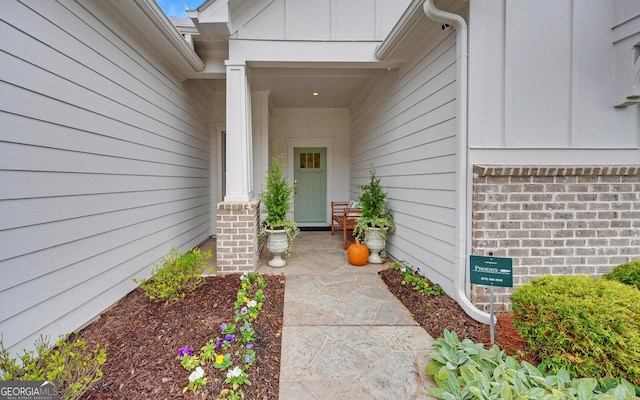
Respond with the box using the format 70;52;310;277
294;147;327;223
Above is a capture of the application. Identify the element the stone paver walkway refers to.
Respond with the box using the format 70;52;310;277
257;231;437;400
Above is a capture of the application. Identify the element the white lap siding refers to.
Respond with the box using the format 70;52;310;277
350;32;458;292
0;0;211;355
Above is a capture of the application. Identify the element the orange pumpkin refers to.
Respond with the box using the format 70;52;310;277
348;243;369;266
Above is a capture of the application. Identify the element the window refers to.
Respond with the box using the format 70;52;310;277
299;152;321;169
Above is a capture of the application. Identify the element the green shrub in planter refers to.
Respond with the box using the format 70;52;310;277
353;168;394;242
259;151;300;257
510;275;640;385
603;259;640;290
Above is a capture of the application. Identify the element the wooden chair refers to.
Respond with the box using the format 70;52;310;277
331;201;362;250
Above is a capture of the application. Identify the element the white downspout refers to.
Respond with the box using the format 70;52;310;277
423;0;493;325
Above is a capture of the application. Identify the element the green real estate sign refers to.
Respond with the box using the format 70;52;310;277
470;255;513;287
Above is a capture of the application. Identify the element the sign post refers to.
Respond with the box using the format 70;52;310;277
469;255;513;345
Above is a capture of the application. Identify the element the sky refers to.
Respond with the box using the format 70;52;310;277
155;0;205;18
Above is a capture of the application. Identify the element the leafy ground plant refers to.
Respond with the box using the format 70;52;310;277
425;330;639;400
392;262;444;298
510;275;640;385
0;334;106;400
133;247;213;304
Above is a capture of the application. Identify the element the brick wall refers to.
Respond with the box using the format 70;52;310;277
471;165;640;312
216;199;260;273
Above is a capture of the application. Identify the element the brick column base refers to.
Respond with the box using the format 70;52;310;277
216;199;260;273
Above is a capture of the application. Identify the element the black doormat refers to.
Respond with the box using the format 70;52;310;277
299;226;332;231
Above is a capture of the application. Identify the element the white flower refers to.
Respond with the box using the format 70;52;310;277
240;273;248;281
247;300;257;308
188;366;205;382
400;267;406;273
226;366;242;379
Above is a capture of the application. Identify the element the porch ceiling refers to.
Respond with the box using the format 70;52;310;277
248;66;382;108
199;65;389;108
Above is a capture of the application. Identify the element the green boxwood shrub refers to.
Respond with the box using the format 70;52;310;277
510;275;640;385
603;260;640;290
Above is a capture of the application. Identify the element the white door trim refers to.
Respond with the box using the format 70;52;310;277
285;138;335;225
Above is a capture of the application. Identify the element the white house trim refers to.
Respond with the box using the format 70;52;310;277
231;40;393;67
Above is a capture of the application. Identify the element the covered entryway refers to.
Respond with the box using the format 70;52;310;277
179;0;409;272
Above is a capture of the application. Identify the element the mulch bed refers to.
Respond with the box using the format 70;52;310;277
74;268;534;398
378;268;538;364
76;274;285;399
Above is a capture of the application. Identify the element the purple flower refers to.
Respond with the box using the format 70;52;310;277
225;334;234;342
415;268;421;274
241;307;248;315
220;322;227;331
178;346;193;358
215;338;223;348
246;343;254;349
245;355;253;363
243;325;251;332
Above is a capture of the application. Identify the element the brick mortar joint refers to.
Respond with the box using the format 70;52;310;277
473;164;640;177
216;199;260;211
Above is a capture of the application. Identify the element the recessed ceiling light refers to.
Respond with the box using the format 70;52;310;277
312;92;319;96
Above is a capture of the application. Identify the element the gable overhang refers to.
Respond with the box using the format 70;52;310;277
376;0;466;62
375;0;426;61
107;0;205;79
186;0;232;40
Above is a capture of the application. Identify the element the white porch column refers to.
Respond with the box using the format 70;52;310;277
216;61;259;273
224;61;254;201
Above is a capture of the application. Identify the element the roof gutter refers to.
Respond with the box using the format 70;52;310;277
423;0;493;325
130;0;205;72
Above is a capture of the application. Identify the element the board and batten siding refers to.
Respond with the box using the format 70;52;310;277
349;32;458;292
232;0;411;41
468;0;639;164
0;0;211;355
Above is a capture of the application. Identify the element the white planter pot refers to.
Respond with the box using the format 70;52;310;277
364;227;386;264
265;228;289;267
